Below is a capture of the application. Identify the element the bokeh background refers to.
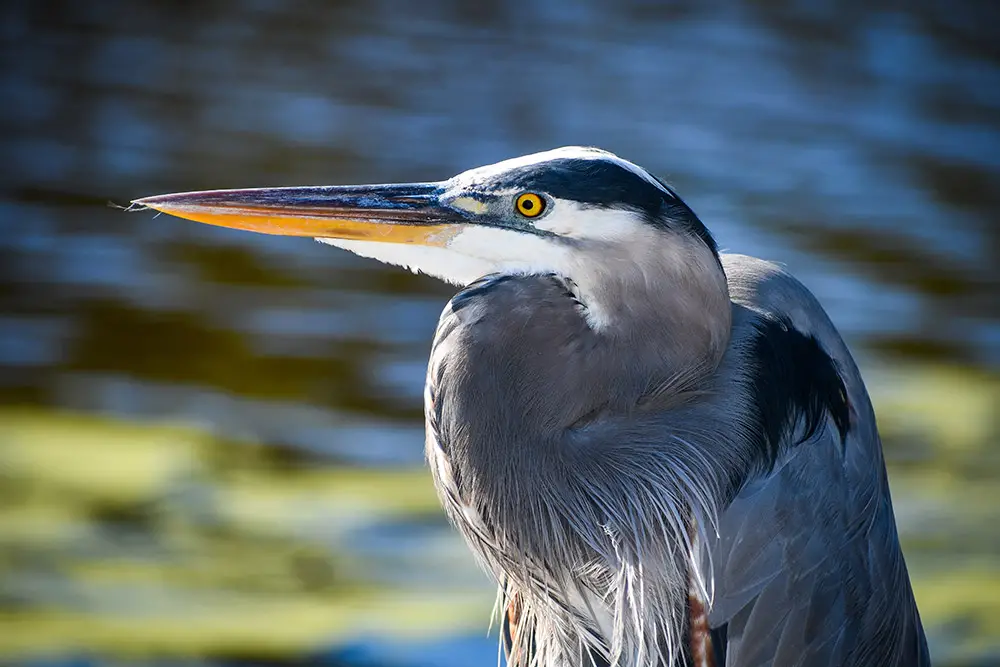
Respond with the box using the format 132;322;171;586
1;1;998;665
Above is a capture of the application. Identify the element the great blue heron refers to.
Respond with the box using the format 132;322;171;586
136;147;930;667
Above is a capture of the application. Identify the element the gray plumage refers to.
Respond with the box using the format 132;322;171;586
426;253;928;666
136;146;931;667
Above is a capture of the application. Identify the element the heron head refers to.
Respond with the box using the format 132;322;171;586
136;147;727;337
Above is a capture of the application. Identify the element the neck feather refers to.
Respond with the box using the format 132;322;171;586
425;241;736;665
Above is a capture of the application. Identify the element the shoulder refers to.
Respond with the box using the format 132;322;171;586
719;254;864;474
723;254;831;332
722;254;856;369
722;252;869;419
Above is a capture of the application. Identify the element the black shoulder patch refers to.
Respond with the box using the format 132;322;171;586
492;158;719;259
746;315;851;471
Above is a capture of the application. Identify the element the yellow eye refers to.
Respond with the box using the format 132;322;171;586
515;192;545;218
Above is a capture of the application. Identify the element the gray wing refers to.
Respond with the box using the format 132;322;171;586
707;255;930;667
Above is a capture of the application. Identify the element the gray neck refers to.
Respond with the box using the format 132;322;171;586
568;233;731;376
424;238;737;665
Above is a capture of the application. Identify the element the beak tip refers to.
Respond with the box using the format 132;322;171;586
131;194;158;207
132;192;192;214
127;196;158;214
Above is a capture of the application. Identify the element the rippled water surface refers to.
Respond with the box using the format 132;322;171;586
1;1;998;665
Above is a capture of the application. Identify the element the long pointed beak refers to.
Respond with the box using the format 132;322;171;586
133;182;465;245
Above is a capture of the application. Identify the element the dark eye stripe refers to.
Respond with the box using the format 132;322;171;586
493;158;718;258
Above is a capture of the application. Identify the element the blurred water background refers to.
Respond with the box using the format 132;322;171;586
1;1;998;665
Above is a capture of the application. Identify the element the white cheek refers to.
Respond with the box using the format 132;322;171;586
534;201;645;242
317;225;576;287
317;237;496;285
445;225;575;275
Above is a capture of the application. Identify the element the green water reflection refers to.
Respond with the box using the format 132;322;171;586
0;409;493;659
2;364;997;665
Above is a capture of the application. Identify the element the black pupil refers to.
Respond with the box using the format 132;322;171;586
522;198;534;210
